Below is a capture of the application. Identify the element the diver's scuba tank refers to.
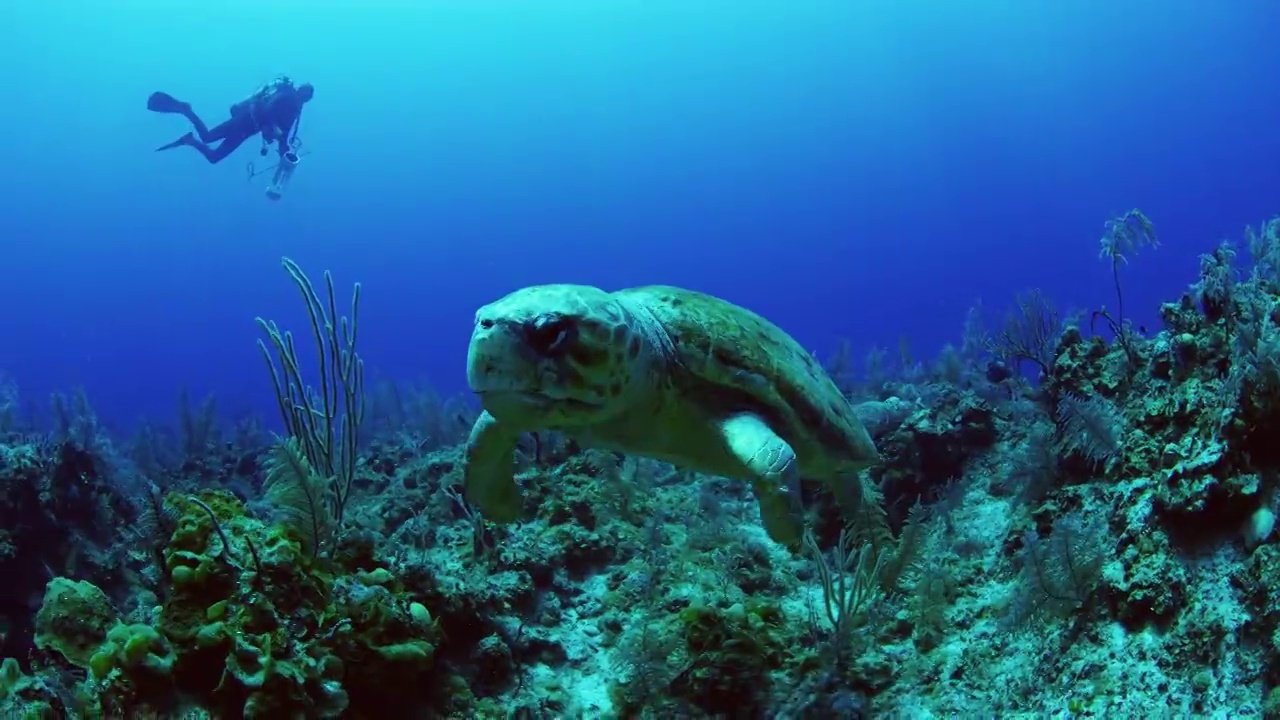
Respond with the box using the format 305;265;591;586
231;76;291;126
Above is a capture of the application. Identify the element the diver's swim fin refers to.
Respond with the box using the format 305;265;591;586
146;91;190;114
155;133;193;152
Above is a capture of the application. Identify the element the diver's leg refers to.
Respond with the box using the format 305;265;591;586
153;115;223;150
147;93;220;140
188;129;254;164
148;90;249;143
187;115;237;143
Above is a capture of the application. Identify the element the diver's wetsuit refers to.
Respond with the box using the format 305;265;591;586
169;108;257;164
150;86;306;164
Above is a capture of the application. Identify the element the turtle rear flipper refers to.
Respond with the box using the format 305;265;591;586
464;411;525;523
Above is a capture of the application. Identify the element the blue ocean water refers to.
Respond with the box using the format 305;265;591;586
2;0;1278;430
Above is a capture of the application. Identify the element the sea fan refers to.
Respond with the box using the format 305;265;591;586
263;436;334;557
1054;393;1125;468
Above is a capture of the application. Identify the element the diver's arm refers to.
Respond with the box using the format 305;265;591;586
276;122;293;155
273;97;303;155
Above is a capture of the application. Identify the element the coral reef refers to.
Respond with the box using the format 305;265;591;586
2;220;1280;717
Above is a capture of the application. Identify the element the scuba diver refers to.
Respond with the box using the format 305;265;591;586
147;76;313;164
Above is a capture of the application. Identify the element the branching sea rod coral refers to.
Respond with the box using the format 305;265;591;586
1095;208;1158;368
256;257;366;533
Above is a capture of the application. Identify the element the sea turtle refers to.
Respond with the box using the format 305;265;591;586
462;284;880;546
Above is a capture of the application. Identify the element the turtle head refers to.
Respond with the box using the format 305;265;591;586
467;284;659;429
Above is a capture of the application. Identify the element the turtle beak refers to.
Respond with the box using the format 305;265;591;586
467;315;528;393
473;390;544;425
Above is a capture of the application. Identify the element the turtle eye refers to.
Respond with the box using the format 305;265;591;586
525;315;576;358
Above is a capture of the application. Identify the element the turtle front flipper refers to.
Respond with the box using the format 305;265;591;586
720;412;804;547
464;410;525;523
